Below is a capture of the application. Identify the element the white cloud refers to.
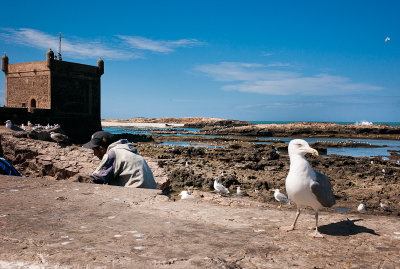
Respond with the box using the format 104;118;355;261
195;62;382;96
262;52;274;57
0;28;205;60
0;28;138;60
117;35;205;53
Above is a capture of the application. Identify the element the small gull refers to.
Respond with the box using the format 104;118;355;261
50;132;69;143
357;203;367;213
273;189;291;205
236;186;242;195
280;139;336;238
179;190;198;200
385;36;390;42
214;178;230;194
5;120;25;131
380;202;389;211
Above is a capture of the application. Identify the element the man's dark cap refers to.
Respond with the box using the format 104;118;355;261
83;131;114;149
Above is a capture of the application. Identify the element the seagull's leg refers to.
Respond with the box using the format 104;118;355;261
280;208;300;231
309;210;324;238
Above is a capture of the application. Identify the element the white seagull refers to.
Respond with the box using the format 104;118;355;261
385;36;390;42
214;178;230;194
5;120;25;131
280;139;336;238
273;189;291;205
50;132;69;143
357;203;367;213
236;186;242;195
179;190;198;200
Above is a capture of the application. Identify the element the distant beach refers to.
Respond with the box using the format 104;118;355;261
101;121;184;128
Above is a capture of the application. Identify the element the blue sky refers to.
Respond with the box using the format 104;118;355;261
0;0;399;122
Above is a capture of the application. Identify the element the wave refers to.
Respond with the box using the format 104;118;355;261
354;121;373;126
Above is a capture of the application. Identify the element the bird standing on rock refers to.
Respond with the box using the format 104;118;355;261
280;139;336;238
50;132;69;144
5;120;25;131
214;178;230;194
273;189;291;206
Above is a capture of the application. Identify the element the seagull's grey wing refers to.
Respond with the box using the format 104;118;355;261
310;171;336;207
276;193;290;204
11;125;25;131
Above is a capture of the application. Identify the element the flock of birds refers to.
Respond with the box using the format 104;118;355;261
179;138;390;238
4;120;69;143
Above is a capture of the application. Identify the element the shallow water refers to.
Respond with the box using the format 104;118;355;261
103;127;400;158
258;137;400;158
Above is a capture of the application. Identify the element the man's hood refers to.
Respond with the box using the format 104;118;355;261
107;139;138;154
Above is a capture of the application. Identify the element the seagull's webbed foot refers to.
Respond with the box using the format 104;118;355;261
279;225;295;232
309;229;324;238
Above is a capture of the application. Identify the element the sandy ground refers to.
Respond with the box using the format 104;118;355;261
0;175;399;268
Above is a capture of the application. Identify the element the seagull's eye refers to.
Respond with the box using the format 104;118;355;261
296;144;302;147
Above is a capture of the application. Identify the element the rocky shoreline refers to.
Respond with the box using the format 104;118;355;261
104;118;400;139
1;118;399;216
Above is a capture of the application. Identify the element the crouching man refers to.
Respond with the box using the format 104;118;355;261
82;131;157;189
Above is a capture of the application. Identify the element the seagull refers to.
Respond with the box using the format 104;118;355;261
273;189;291;205
185;161;190;168
5;120;25;131
179;190;198;200
27;121;34;127
33;124;43;131
237;186;242;195
50;132;69;143
280;139;336;238
20;124;26;131
380;202;389;211
214;178;230;194
357;203;367;213
385;36;390;42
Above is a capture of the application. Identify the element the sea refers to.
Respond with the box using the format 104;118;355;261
103;121;400;159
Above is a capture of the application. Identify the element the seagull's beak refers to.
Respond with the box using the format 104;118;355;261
309;148;319;155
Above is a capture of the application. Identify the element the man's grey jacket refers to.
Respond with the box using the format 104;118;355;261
90;139;157;189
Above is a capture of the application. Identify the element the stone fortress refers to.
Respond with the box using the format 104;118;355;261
1;49;104;142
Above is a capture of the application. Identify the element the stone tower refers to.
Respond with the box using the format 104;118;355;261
1;50;104;142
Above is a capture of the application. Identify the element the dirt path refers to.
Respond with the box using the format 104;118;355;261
0;175;399;268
